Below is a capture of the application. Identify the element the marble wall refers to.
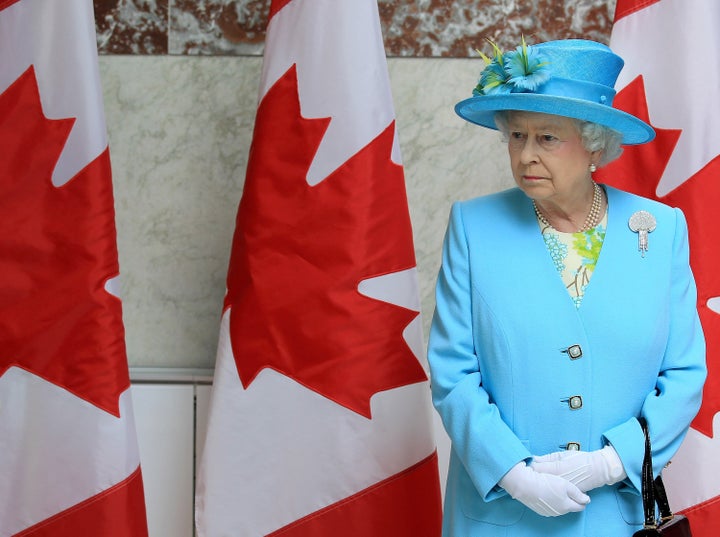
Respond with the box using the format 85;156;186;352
96;1;617;369
95;0;614;56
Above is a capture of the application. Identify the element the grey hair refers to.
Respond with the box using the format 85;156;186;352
493;111;624;167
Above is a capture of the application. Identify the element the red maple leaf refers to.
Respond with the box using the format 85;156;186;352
225;64;427;418
0;66;130;417
613;0;662;22
269;0;293;19
596;76;720;437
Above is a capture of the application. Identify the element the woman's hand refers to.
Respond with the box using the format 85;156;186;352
531;445;627;492
499;462;590;516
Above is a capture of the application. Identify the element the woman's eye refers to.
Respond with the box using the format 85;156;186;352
538;134;562;149
507;132;527;149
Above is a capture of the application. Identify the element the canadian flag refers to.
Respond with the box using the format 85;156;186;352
194;0;443;535
597;0;720;535
0;1;148;536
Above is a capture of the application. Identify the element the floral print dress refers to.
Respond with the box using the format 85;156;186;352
537;211;608;308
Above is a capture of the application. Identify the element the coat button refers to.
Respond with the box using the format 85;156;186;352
563;344;583;359
562;395;583;410
564;442;581;451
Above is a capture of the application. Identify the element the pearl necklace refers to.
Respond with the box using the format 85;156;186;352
533;182;603;233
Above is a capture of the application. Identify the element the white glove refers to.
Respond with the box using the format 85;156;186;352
498;462;590;517
531;445;627;493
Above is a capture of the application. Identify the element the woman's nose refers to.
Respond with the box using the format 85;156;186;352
519;138;540;164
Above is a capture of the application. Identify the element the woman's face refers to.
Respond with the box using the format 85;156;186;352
506;111;598;205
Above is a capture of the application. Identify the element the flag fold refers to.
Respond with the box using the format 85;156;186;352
600;2;720;535
0;1;148;535
195;0;443;535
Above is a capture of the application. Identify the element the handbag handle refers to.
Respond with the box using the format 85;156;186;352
638;417;676;528
639;417;657;528
653;472;675;523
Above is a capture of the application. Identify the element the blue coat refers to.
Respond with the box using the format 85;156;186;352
428;186;706;537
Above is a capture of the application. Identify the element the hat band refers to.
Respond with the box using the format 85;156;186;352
531;77;616;107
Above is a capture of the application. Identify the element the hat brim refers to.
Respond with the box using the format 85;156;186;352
455;94;655;145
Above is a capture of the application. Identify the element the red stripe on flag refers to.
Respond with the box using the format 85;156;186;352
613;0;661;22
0;0;21;11
13;466;148;537
268;453;443;537
681;494;720;537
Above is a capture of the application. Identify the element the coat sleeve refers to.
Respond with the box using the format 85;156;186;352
428;202;532;501
603;207;707;491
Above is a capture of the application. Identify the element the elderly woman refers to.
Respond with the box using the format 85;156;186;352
427;39;706;536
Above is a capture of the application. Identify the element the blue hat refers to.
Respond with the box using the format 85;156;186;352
455;39;655;145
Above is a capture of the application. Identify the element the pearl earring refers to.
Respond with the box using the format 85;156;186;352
589;163;597;173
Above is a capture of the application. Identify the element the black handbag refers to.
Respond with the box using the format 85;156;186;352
632;417;692;537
